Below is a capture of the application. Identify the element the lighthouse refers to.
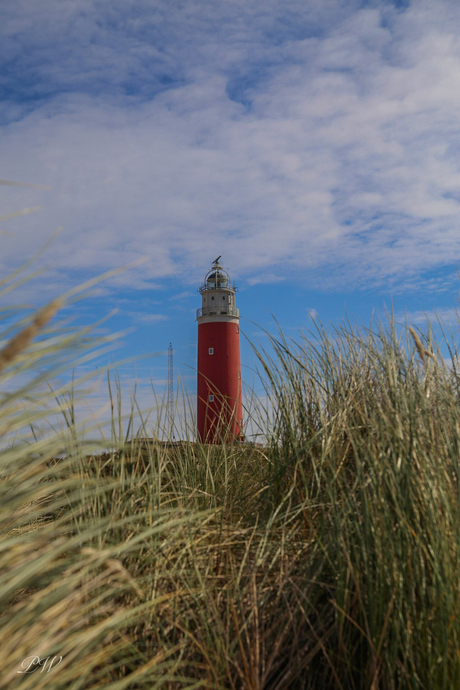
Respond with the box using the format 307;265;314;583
197;258;243;443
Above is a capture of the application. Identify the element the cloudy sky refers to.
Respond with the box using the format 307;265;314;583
2;0;460;430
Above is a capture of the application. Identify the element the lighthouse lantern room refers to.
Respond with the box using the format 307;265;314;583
197;258;243;443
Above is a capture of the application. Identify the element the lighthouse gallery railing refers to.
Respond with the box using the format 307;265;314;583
196;305;240;319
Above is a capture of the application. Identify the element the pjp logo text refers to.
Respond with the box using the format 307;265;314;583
18;655;63;674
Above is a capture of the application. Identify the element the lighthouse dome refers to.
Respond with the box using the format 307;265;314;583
206;270;228;288
199;261;238;293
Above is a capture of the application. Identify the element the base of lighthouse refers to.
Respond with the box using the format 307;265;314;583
197;321;243;443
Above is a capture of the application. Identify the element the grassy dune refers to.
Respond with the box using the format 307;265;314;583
1;297;460;688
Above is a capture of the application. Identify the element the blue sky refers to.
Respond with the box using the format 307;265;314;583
2;0;460;434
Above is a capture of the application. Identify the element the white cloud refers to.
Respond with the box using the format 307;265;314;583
169;291;195;300
398;307;460;326
2;0;460;299
128;312;169;324
247;273;285;286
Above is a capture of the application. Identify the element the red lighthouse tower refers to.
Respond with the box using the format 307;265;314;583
197;258;243;443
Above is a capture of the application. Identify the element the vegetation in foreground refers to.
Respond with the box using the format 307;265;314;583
1;288;460;689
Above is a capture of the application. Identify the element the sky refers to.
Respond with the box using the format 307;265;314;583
2;0;460;437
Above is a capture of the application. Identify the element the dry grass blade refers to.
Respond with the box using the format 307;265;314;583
409;325;434;364
0;206;43;223
0;180;51;190
0;299;61;375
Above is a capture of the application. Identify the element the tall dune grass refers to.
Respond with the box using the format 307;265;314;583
0;272;205;688
1;256;460;688
248;319;460;688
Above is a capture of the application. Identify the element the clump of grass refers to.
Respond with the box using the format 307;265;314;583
248;318;460;688
0;274;206;688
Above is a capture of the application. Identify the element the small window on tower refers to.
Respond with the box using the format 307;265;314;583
208;347;214;355
211;296;214;300
209;394;214;402
222;296;225;300
238;371;241;379
236;326;239;333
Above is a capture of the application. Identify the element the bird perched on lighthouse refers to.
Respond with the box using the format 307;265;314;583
196;258;243;443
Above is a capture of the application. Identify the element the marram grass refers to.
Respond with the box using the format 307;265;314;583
1;277;460;688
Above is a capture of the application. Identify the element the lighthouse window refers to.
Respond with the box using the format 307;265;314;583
236;326;239;333
238;371;241;379
209;394;214;402
208;347;214;355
